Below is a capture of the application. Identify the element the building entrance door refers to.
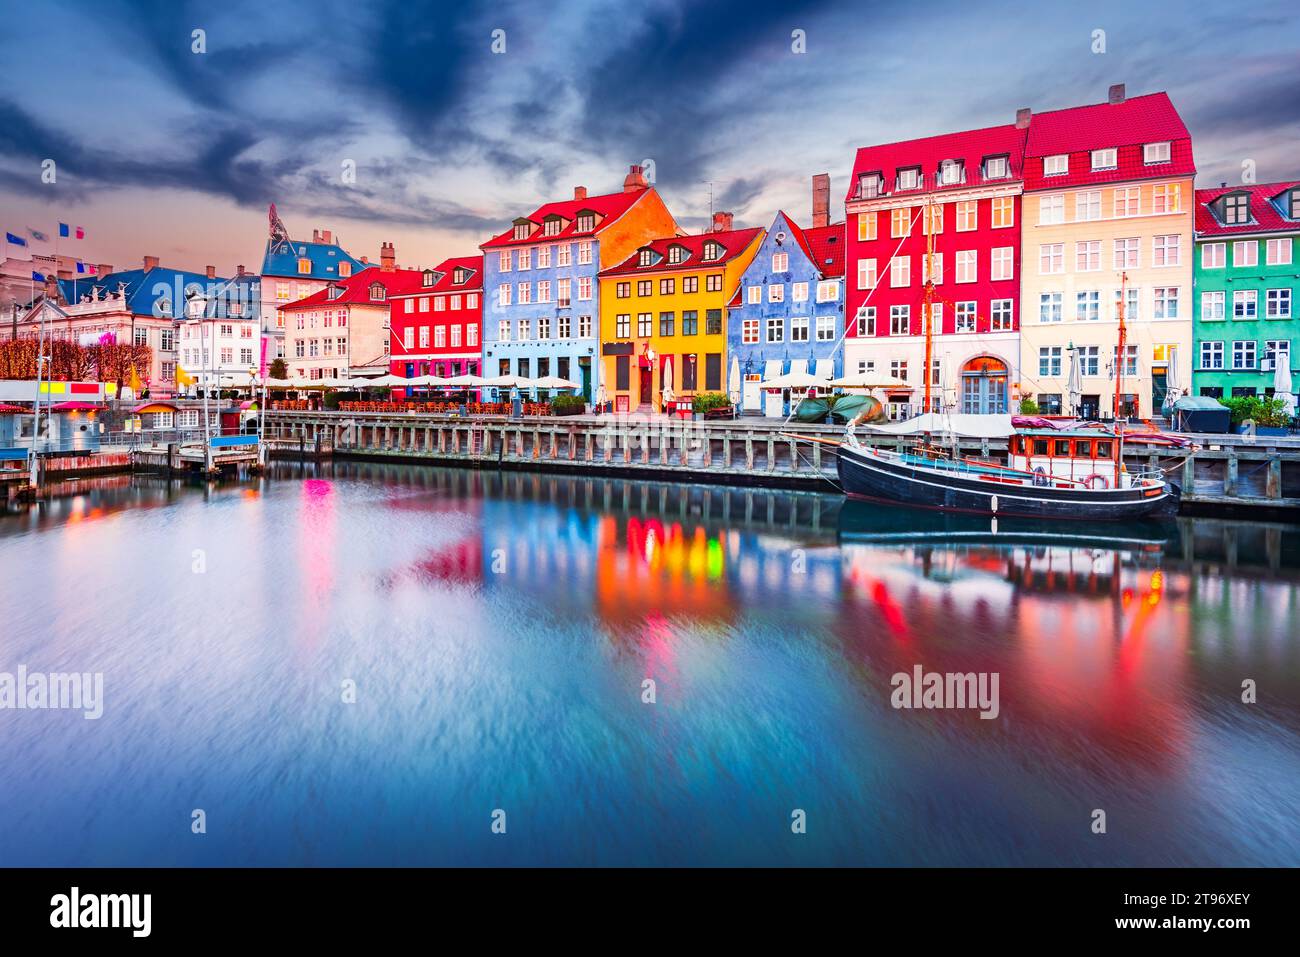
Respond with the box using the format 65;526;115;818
1151;369;1167;417
639;365;652;407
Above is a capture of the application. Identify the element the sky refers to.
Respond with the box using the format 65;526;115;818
1;0;1297;278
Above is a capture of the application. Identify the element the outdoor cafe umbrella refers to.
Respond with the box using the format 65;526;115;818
444;373;488;387
354;373;409;388
1066;347;1083;415
661;356;675;406
826;372;909;390
1162;346;1182;413
1275;350;1296;419
759;370;823;390
531;376;581;390
728;356;741;404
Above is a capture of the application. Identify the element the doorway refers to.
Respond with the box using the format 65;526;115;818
1151;369;1167;416
639;365;652;407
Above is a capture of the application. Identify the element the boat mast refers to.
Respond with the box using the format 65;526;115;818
1113;270;1128;486
923;196;935;421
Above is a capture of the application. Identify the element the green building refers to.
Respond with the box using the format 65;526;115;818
1193;181;1299;400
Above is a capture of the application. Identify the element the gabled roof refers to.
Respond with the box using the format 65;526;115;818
391;255;484;297
803;223;846;279
261;236;365;280
277;266;427;311
481;189;647;249
1195;181;1300;237
57;266;230;318
846;123;1027;201
599;227;763;278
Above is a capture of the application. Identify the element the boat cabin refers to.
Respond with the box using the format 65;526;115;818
1007;429;1127;489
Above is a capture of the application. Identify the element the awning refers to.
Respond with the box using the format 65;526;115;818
132;401;180;414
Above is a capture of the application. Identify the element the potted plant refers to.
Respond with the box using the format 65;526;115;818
1221;395;1292;436
550;394;586;417
691;392;733;420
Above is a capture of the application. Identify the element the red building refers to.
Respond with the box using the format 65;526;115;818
844;117;1029;416
388;256;483;379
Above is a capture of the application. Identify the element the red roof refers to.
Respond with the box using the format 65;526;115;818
51;401;105;411
1022;91;1195;189
481;189;648;249
846;123;1027;202
599;227;763;277
278;265;427;311
803;223;846;278
1195;181;1300;237
389;255;483;298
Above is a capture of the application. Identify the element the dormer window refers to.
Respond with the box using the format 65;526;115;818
667;245;687;265
543;217;564;236
297;258;312;274
369;282;386;301
858;172;882;198
983;155;1008;179
512;222;532;241
338;262;351;278
939;160;963;185
453;267;470;284
327;284;343;301
897;167;921;191
1284;189;1300;220
1221;192;1251;225
638;248;659;267
1043;154;1068;176
422;269;436;287
702;241;723;262
1144;142;1171;164
1090;148;1117;170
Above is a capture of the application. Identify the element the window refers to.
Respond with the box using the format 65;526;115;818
637;313;653;337
891;208;912;238
1076;290;1100;321
682;310;698;335
857;258;877;290
988;299;1011;332
1043;154;1068;176
497;284;511;306
1091;148;1117;170
518;318;530;340
816;315;835;341
1114;237;1140;269
557;316;570;338
519;248;532;270
956;201;977;232
1266;339;1291;368
404;298;415;314
659;311;674;336
950;249;975;283
923;203;944;234
1039;346;1062;377
543;219;561;238
705;310;722;335
1234;240;1258;268
1233;289;1258;319
1222;193;1250;225
1114;287;1139;322
615;314;630;337
517;282;531;304
578;277;592;300
660;278;675;296
890;305;910;335
794;282;810;301
537;281;550;302
1153;287;1180;319
1075;240;1101;272
467;294;478;309
897;167;920;190
702;242;722;262
297;258;312;275
578;241;593;265
991;247;1014;281
1153;234;1181;267
1114;187;1140;218
1152;183;1180;214
922;253;943;284
768;284;784;303
1078;346;1099;376
815;281;837;302
1202;290;1226;320
855;307;876;336
742;318;759;344
576;214;595;232
766;316;783;342
468;324;478;347
434;326;447;348
1039;243;1064;274
747;285;761;304
890;257;910;287
858;213;877;241
1039;292;1062;323
1266;288;1291;319
858;173;882;198
499;250;512;272
1232;340;1256;370
637;280;652;297
1039;194;1065;225
616;282;631;299
939;160;963;185
556;245;571;267
537;317;550;339
512;224;530;241
557;279;571;307
418;326;429;348
984;155;1009;179
991;197;1014;228
1202;243;1225;269
537;246;552;267
160;329;174;351
1144;142;1171;164
772;252;789;272
890;360;908;381
791;316;809;342
683;276;698;294
1267;238;1293;265
955;301;976;333
668;245;686;264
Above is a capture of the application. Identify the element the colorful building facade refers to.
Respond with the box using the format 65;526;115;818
726;205;845;415
1192;181;1299;399
844;122;1027;418
1019;86;1195;418
598;216;762;412
388;256;483;380
480;167;680;402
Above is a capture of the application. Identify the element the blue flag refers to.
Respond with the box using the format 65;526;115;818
76;261;86;273
28;228;49;243
5;232;27;247
32;271;45;282
59;223;70;238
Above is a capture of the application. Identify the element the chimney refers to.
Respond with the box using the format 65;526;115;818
205;265;216;280
574;186;587;200
1108;83;1126;105
360;256;369;265
380;242;395;272
312;229;320;243
237;264;246;277
711;211;734;233
321;229;333;245
1015;107;1031;129
143;255;160;271
623;164;649;193
812;173;830;228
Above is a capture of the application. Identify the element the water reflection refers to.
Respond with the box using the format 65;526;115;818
1;462;1297;866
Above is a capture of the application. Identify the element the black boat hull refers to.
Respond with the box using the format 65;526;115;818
836;445;1179;522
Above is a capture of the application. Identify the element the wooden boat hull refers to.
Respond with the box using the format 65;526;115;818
836;445;1180;521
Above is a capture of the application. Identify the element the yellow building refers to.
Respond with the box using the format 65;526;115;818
598;216;763;412
1019;88;1195;419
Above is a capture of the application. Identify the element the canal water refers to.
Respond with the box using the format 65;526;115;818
1;462;1298;866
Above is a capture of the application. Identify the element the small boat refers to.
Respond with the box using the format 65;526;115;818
836;418;1181;521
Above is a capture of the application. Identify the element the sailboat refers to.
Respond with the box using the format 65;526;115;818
834;199;1182;521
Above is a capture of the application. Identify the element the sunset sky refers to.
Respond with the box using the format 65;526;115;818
1;0;1297;277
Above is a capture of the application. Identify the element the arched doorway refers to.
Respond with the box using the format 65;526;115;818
960;355;1008;414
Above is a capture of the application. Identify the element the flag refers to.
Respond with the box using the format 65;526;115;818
6;232;27;247
59;223;69;238
76;226;85;239
175;364;195;387
128;366;144;394
76;261;86;274
31;271;45;282
87;263;97;274
28;228;49;243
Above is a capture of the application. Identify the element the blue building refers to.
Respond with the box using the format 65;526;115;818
479;168;679;402
726;209;845;415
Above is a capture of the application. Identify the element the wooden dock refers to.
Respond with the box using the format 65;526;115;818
263;410;1300;517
